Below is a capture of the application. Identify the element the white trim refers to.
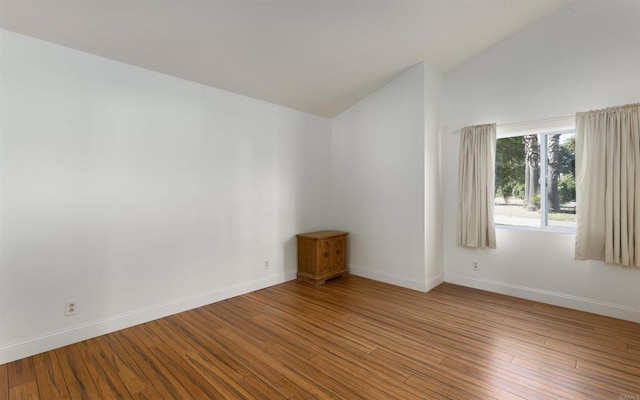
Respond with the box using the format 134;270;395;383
496;116;575;138
450;116;575;136
0;272;296;364
350;265;429;292
495;224;576;234
426;273;445;291
444;273;640;323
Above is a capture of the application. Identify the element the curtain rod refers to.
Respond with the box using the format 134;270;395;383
451;115;574;134
497;115;574;128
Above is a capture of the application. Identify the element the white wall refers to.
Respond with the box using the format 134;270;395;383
442;1;640;322
0;30;332;363
423;64;444;290
331;63;444;291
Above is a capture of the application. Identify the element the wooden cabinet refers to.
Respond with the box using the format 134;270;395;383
297;230;348;286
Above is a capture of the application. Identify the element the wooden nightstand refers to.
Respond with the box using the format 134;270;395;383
296;230;348;286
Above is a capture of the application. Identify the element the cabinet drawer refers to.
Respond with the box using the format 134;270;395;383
316;240;333;274
333;236;346;268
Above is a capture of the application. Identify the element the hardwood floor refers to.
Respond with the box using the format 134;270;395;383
3;275;640;399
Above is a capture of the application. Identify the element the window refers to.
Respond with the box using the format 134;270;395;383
494;129;576;231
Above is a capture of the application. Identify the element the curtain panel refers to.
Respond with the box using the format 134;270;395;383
457;123;497;249
575;103;640;267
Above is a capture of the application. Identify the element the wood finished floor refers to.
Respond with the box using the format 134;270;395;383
2;276;640;399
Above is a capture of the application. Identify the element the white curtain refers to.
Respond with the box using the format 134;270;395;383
457;123;497;249
575;103;640;267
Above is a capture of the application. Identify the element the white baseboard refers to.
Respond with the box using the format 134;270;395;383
350;265;432;292
444;273;640;323
425;273;445;291
0;272;296;364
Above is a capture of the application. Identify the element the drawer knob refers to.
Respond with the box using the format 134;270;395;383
323;252;329;258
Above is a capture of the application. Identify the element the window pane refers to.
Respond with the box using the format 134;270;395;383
546;133;576;228
494;135;542;227
494;131;576;230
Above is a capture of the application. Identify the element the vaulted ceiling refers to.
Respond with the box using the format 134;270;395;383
0;0;568;117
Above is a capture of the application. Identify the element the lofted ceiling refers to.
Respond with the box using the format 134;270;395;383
0;0;568;118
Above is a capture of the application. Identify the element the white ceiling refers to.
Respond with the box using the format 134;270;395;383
0;0;568;118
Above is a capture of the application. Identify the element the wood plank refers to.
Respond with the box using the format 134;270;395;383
265;342;362;400
212;327;300;398
55;345;101;400
502;316;630;352
130;386;169;400
0;363;9;400
512;356;631;399
371;348;519;400
144;318;198;355
575;359;640;392
404;373;496;400
308;352;425;400
3;276;639;400
307;310;443;363
237;375;287;400
232;339;343;400
127;323;162;348
146;316;253;399
254;312;412;383
545;338;640;375
112;330;194;399
256;286;430;353
32;351;69;400
8;381;39;400
243;296;377;359
169;313;250;381
144;342;223;399
180;351;255;399
438;356;563;400
289;389;320;400
426;334;515;364
199;301;277;349
249;314;319;360
76;339;133;399
93;334;149;396
7;357;35;388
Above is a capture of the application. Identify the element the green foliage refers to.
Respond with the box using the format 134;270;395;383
558;135;575;204
495;136;525;201
559;136;575;175
496;183;514;203
494;133;575;204
531;194;541;206
512;183;525;199
558;173;576;203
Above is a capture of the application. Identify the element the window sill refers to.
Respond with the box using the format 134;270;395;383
495;224;576;234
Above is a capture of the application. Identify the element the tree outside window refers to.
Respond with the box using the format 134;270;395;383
494;131;575;230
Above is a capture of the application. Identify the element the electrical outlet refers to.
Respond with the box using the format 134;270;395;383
65;300;78;316
472;261;479;271
264;260;269;270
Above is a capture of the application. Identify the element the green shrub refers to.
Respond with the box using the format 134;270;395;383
512;183;525;199
531;194;541;206
558;173;576;203
498;183;513;202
